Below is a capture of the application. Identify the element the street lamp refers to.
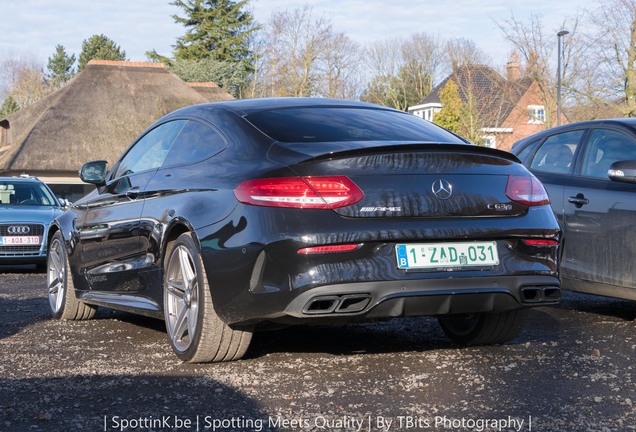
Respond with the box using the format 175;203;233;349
557;29;569;126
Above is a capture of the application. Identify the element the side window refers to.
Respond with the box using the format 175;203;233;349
530;130;584;174
113;120;187;179
581;129;636;178
162;120;226;167
514;138;541;164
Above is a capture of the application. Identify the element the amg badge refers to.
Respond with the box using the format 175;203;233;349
359;206;402;212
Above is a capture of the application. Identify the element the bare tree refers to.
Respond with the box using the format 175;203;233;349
320;32;362;99
588;0;636;117
362;33;446;110
0;52;49;111
445;37;492;71
496;12;583;127
403;33;447;102
363;37;409;109
250;6;361;99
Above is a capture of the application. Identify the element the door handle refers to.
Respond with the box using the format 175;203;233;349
126;187;140;200
567;193;589;208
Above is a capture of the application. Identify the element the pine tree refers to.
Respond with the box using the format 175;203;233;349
171;0;255;63
78;34;127;72
0;96;20;117
47;45;76;88
149;0;256;96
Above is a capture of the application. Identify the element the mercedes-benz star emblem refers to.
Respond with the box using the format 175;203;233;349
431;179;453;200
7;226;30;234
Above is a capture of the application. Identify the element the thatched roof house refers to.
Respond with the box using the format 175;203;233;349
187;82;234;101
0;60;233;199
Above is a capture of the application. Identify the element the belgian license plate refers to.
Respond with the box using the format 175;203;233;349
396;241;499;269
0;236;41;245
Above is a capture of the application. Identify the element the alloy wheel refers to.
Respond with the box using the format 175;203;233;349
47;238;65;314
165;244;200;353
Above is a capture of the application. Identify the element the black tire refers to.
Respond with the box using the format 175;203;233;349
438;309;525;346
163;232;252;363
47;231;97;320
35;261;47;273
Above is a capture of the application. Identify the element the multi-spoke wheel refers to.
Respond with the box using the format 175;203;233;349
47;231;96;320
438;309;525;346
163;232;252;363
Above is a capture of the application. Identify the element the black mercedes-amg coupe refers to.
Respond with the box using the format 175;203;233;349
47;98;561;362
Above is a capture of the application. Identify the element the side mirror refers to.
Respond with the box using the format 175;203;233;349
608;160;636;184
79;160;108;186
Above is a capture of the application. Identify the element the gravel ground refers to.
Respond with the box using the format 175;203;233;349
0;266;635;432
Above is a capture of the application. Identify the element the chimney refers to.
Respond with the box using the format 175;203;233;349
506;61;521;81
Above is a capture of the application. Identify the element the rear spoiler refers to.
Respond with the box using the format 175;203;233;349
267;141;521;166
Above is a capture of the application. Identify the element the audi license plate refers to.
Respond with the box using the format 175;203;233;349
396;241;499;269
0;236;41;245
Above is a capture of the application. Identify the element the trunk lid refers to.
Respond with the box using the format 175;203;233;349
277;144;530;218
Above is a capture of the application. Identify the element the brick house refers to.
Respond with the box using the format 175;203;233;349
408;62;564;151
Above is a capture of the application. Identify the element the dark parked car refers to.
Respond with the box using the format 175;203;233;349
511;119;636;301
0;175;64;268
47;98;561;363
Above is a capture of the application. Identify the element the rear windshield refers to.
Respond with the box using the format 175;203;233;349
245;107;465;144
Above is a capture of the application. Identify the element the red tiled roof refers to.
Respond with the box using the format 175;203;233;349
87;60;166;68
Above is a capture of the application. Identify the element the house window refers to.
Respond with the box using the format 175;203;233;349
481;135;496;148
528;105;546;124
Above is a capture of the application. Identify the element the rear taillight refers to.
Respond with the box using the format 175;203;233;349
233;176;364;209
505;175;550;206
297;244;362;254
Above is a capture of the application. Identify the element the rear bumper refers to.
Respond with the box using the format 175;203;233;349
231;275;560;326
200;205;561;327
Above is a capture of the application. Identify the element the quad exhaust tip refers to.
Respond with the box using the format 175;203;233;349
521;286;561;303
303;286;559;315
303;294;372;315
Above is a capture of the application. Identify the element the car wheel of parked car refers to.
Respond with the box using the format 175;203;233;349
438;310;524;346
47;231;97;320
163;232;252;363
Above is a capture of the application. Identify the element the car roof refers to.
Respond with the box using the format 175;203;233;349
512;118;636;150
215;97;398;113
559;118;636;128
0;176;44;183
167;97;402;119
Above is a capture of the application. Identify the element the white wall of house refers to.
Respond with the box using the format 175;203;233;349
408;103;442;122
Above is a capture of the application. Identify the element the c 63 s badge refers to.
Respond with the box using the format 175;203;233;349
488;203;514;211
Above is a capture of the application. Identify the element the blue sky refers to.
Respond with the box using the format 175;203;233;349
1;0;600;69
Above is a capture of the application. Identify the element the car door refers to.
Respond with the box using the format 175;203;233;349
75;120;186;292
137;119;228;264
525;129;587;229
562;127;636;295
